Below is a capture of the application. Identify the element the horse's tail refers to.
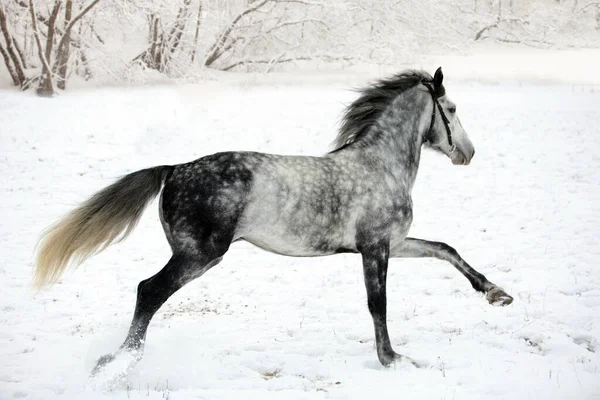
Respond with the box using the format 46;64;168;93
34;165;174;289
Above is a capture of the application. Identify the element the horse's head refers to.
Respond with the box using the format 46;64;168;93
422;67;474;166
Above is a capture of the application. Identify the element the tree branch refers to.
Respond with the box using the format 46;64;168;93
204;0;271;67
53;0;101;68
475;17;522;41
261;18;329;36
576;2;600;13
222;53;353;71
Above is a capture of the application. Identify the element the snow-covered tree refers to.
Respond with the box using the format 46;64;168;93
0;0;598;94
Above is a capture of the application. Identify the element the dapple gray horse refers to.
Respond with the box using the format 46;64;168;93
35;68;513;376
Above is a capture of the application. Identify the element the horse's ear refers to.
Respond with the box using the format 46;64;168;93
433;67;443;88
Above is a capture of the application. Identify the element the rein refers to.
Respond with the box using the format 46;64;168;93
422;81;455;152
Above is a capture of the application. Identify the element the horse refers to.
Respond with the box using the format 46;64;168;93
34;67;513;377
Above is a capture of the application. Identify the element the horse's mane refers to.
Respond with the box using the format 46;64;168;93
331;69;444;152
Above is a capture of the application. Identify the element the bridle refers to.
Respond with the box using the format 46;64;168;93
421;80;455;154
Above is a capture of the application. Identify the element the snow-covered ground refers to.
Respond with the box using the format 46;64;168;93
1;76;599;400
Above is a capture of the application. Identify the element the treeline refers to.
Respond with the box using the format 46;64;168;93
0;0;598;96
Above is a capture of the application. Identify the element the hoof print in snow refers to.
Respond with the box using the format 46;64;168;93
486;287;514;306
260;368;282;380
91;353;116;377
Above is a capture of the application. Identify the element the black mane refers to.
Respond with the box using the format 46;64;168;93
331;70;444;152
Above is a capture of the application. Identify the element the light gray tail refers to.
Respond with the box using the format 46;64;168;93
34;165;173;289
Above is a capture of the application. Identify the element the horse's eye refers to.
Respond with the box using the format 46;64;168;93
448;106;456;114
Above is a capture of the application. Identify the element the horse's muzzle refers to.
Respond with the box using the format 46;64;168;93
451;147;475;165
451;151;468;165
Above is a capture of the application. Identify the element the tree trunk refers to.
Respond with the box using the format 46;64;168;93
12;36;27;69
0;41;19;85
38;0;62;92
56;0;72;90
44;1;62;64
148;14;161;69
0;4;27;85
190;0;202;63
29;0;55;96
79;49;92;80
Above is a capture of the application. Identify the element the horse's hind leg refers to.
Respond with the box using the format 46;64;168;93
91;249;224;376
123;253;223;352
391;237;513;305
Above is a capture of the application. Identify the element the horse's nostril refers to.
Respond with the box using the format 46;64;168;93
471;149;475;159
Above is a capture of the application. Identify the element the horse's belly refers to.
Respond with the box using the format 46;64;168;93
242;233;337;256
237;202;358;257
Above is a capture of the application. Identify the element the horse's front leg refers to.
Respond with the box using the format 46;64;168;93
360;240;418;367
391;237;513;305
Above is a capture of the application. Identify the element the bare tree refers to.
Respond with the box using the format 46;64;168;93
1;0;599;91
32;0;64;94
52;0;101;70
31;0;100;95
0;2;26;87
132;0;193;73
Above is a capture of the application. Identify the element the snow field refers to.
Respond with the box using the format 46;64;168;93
0;79;599;399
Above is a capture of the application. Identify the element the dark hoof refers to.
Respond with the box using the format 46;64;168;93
91;353;116;376
486;287;514;306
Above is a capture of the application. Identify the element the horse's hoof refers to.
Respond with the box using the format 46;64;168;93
89;350;142;386
380;352;421;368
486;287;514;306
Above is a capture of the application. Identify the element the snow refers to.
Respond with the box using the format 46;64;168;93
1;75;599;399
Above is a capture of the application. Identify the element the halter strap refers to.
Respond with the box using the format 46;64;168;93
421;81;454;150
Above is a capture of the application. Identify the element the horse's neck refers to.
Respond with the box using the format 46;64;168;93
340;91;428;193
